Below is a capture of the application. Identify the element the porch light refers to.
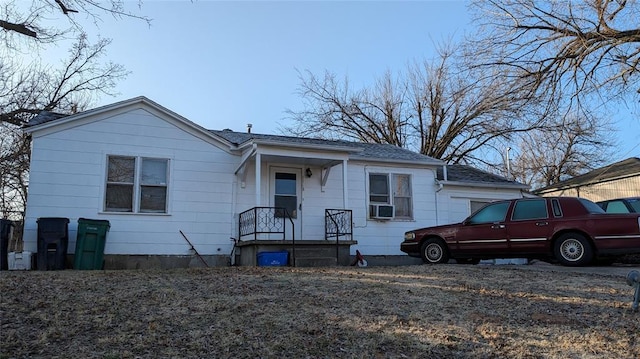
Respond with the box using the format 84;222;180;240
305;168;312;177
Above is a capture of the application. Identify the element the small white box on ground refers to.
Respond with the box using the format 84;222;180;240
8;251;32;270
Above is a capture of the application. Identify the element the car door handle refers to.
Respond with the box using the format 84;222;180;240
535;222;548;226
491;224;505;229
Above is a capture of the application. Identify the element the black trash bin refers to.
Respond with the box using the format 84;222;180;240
1;219;15;271
37;217;70;270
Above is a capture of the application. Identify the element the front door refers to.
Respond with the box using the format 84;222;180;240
270;167;302;241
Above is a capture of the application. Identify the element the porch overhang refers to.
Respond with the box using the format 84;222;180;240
234;142;359;192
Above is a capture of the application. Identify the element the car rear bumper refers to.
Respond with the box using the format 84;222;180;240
400;240;421;258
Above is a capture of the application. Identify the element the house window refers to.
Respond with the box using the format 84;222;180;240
470;200;491;215
368;173;412;219
105;155;169;213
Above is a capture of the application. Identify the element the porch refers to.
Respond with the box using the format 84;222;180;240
233;207;357;266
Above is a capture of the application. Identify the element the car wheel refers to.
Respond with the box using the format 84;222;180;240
554;233;594;266
421;238;449;264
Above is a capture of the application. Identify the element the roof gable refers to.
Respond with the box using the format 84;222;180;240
24;96;233;149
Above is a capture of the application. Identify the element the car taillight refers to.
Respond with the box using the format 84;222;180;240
404;232;415;241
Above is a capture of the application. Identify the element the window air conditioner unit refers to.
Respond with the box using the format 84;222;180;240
371;204;394;220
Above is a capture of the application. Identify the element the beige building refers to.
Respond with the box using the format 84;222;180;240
534;157;640;202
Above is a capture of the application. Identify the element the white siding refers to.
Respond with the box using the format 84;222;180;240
346;162;439;256
24;108;239;255
299;165;345;240
538;176;640;202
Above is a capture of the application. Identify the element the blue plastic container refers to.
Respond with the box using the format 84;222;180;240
257;251;289;266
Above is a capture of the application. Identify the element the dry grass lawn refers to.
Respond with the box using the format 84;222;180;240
1;264;639;358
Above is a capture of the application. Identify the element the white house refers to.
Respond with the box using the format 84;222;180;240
22;97;528;268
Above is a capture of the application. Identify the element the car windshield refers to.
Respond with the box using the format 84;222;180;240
578;198;606;214
629;199;640;212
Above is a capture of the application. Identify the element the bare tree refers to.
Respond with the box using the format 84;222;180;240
286;45;550;165
285;70;410;147
505;112;614;189
0;34;126;237
466;0;635;186
1;0;150;44
470;0;640;102
1;34;126;127
0;123;29;220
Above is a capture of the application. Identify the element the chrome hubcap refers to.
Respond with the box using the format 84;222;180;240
560;238;584;261
426;243;443;262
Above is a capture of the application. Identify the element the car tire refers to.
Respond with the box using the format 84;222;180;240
421;238;449;264
554;233;594;267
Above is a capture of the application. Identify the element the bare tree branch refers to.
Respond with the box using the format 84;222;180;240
1;0;150;43
471;0;640;100
0;19;36;38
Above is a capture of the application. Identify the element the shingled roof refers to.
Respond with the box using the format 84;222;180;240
535;157;640;193
210;129;441;165
25;111;69;127
436;164;528;188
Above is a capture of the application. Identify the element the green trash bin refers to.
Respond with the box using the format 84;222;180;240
74;218;110;270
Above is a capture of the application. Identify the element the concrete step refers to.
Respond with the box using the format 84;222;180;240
293;247;340;258
294;256;338;267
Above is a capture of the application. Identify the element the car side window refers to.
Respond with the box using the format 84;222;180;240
466;202;510;224
512;199;548;221
604;200;630;213
551;199;563;217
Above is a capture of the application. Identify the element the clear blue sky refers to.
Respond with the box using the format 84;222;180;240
44;0;639;162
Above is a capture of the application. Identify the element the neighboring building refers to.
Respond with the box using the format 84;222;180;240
534;157;640;202
22;97;528;268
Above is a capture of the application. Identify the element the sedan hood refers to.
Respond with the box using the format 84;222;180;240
409;222;463;235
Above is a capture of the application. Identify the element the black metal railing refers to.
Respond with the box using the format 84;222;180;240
238;207;296;265
325;209;353;263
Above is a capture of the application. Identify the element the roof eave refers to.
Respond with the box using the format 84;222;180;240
351;156;444;166
441;180;530;190
243;139;364;153
535;172;640;193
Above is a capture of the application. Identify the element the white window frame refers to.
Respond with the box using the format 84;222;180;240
368;172;413;220
470;200;492;215
104;155;170;214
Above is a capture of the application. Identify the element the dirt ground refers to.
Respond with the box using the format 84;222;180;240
1;263;639;359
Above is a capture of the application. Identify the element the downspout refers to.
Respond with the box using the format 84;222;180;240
434;172;444;226
342;159;348;210
434;164;447;226
354;165;369;229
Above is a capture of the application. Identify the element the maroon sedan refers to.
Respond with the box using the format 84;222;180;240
400;197;640;266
